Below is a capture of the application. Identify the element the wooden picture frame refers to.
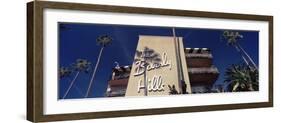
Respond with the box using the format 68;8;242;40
27;1;273;122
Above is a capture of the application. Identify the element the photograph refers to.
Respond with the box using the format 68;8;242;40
26;1;273;122
58;23;259;99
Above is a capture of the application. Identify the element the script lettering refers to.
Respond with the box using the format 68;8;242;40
137;75;165;93
134;52;172;76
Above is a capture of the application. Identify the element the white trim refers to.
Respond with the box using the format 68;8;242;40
44;8;269;115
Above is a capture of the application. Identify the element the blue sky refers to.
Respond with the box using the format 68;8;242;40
58;22;259;99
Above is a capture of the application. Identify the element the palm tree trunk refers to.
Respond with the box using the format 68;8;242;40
237;43;258;70
65;77;84;97
85;47;104;98
63;71;80;99
248;83;255;91
234;45;250;67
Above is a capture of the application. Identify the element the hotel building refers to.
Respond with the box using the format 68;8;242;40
105;35;219;97
185;48;219;93
105;65;131;97
105;48;219;96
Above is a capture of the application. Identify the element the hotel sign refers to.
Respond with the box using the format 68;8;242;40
125;35;191;96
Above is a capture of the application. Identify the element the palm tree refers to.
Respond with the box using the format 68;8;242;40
59;67;72;79
168;85;179;94
62;59;91;99
85;35;112;98
222;31;258;71
212;84;225;93
135;47;161;96
224;64;258;92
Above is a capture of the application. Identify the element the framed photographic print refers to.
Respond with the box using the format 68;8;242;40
27;0;273;122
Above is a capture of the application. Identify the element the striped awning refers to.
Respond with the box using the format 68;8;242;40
185;48;210;53
113;65;131;73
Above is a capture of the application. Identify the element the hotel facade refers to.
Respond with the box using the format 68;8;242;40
106;35;219;97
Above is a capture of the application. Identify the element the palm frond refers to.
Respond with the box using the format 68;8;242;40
59;67;72;78
96;35;112;47
224;63;259;92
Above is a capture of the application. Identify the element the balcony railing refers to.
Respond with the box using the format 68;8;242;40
186;53;213;59
107;89;126;97
113;74;130;80
188;67;219;74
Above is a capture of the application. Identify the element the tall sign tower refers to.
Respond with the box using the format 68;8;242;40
125;35;192;96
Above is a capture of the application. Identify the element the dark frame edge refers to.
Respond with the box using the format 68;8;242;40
268;16;274;107
27;1;35;122
38;102;272;122
27;1;45;122
37;1;273;21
